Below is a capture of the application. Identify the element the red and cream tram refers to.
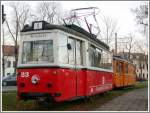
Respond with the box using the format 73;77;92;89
17;21;113;102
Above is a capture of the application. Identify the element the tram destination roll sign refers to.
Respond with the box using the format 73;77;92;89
30;33;47;38
33;21;43;30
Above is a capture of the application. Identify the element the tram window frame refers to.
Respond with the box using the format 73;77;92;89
68;37;75;65
22;40;54;64
88;44;102;67
58;35;69;64
88;44;96;67
101;50;112;69
58;35;83;66
126;64;128;74
76;39;83;65
117;62;122;75
88;43;112;69
68;36;83;66
96;48;102;68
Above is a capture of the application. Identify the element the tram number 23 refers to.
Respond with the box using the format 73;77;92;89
21;72;30;77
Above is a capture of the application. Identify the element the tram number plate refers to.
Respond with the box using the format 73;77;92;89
21;72;30;77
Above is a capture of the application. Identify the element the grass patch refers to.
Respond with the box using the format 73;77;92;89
2;81;148;111
134;81;148;89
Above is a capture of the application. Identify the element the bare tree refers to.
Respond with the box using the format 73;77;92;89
36;1;63;24
116;33;137;61
125;34;134;61
5;2;31;75
131;3;148;36
134;40;147;54
100;15;118;44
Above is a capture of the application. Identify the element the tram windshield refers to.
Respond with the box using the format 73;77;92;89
22;40;53;64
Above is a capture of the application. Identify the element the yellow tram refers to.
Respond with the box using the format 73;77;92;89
113;56;136;88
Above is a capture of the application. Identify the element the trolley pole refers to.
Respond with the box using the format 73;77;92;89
115;33;117;55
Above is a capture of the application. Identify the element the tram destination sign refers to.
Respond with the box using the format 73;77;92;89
33;21;43;30
27;33;47;39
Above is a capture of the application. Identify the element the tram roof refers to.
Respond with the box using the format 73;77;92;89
21;21;109;50
113;56;135;66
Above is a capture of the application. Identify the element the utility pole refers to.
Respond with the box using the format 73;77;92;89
2;5;6;77
2;5;6;23
115;33;117;55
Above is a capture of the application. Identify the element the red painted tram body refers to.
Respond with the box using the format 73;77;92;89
17;21;113;102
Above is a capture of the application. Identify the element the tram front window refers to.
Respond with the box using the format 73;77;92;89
22;40;53;64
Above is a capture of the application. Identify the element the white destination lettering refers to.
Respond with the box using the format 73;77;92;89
30;33;47;38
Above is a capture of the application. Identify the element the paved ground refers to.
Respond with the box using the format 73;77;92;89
96;88;148;111
2;86;17;92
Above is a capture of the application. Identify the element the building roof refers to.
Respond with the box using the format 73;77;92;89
2;45;15;56
118;52;148;61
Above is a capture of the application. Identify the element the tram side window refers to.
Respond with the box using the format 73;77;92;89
101;51;107;69
76;40;83;65
101;51;112;69
126;64;128;74
68;37;75;65
58;36;69;64
89;44;96;67
58;36;83;65
117;62;122;75
95;48;102;67
22;42;31;63
88;44;112;69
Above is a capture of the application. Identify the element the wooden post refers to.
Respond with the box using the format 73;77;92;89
115;33;117;55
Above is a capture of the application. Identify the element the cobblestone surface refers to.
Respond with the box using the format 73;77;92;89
96;88;148;111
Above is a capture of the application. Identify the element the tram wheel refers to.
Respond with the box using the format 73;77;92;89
37;97;54;108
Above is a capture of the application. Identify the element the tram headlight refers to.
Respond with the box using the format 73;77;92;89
31;75;40;84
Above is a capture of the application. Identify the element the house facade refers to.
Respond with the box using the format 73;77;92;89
2;45;16;78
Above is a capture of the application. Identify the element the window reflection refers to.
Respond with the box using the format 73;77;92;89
89;45;95;66
101;51;112;69
22;40;53;64
88;43;112;69
76;40;82;65
58;36;68;64
68;38;75;65
58;36;83;66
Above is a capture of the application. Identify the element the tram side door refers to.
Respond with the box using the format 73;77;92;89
116;61;123;87
67;37;77;98
68;37;84;97
118;62;124;87
75;39;85;97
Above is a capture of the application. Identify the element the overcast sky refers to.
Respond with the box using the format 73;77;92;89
1;1;149;52
61;1;145;37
